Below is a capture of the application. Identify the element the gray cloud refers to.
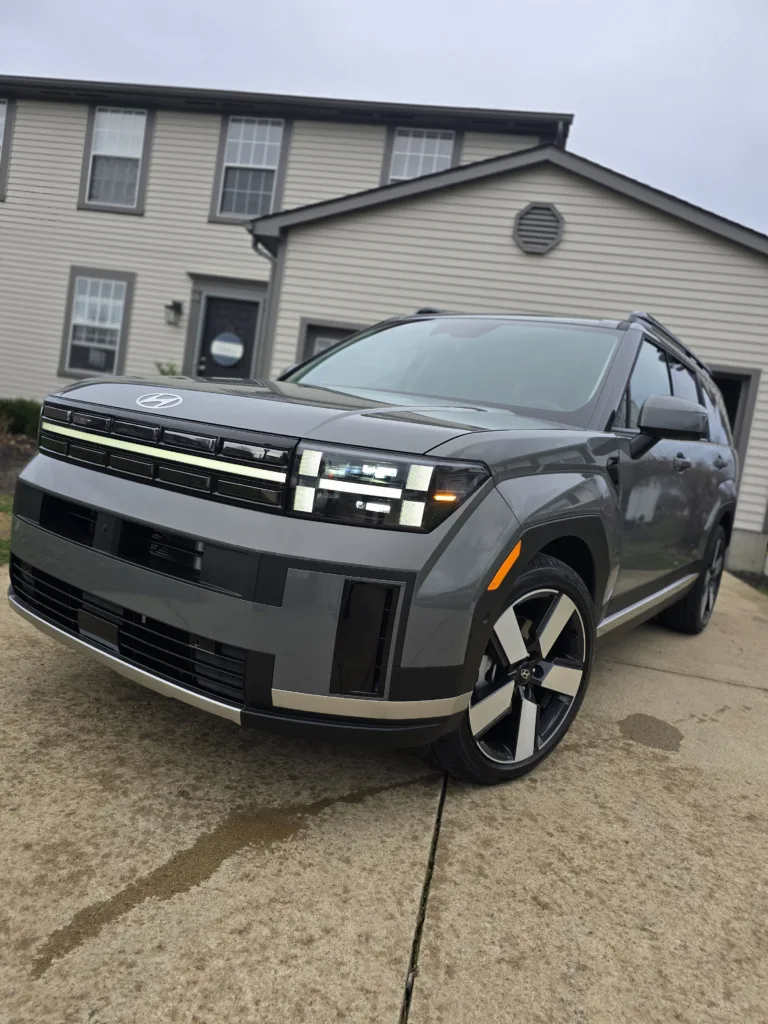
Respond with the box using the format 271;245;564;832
2;0;766;231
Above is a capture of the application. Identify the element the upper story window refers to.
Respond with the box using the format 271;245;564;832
80;107;152;214
60;268;135;377
386;128;455;183
214;117;284;219
0;98;16;201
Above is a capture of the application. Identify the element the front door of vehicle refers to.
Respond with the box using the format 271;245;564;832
610;339;700;606
197;297;260;379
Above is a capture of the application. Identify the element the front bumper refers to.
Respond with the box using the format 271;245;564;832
8;454;523;744
7;593;463;746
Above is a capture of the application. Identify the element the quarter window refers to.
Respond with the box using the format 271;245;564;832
86;107;148;208
218;117;284;218
701;379;733;446
388;128;455;183
63;272;133;375
669;358;701;404
627;340;671;429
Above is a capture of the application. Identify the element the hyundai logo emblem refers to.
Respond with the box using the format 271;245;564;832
136;392;183;410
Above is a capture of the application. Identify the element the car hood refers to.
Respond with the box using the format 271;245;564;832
55;376;567;455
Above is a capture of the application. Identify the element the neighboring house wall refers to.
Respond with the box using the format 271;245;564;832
280;121;387;208
460;132;539;163
0;99;544;398
0;100;264;397
269;164;768;544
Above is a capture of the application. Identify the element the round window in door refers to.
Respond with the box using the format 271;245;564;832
209;331;245;367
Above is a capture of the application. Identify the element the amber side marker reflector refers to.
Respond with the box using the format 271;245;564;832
487;541;522;591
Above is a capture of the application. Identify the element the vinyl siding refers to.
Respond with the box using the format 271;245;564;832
460;132;539;163
271;164;768;533
0;100;265;398
281;121;387;208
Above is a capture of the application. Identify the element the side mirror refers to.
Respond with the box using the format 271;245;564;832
630;394;708;458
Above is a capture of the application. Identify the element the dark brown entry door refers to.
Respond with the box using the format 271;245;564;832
197;297;260;378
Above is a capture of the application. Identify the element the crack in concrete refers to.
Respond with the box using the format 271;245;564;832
603;658;768;695
400;772;448;1023
31;775;437;979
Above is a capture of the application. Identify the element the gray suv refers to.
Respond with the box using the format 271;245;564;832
8;311;737;784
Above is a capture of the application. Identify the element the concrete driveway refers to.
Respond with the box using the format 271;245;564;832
1;567;767;1024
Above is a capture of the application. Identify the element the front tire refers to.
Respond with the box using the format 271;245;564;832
430;554;595;785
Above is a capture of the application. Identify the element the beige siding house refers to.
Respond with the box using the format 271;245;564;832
248;148;768;573
0;75;565;399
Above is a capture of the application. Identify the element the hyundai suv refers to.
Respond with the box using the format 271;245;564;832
8;311;737;783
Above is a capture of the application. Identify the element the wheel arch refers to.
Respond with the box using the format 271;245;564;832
717;506;735;546
514;516;610;608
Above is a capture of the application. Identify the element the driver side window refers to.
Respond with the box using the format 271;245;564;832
614;340;672;430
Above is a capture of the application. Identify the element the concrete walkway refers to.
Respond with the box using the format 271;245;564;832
1;568;767;1023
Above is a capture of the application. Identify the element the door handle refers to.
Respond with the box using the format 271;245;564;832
713;455;728;470
674;454;692;472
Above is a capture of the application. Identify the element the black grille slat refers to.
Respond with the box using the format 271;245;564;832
10;557;247;705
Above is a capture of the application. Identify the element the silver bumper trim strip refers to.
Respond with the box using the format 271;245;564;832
596;573;698;637
8;592;242;724
271;688;472;720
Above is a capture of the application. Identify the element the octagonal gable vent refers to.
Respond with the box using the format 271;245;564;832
513;203;564;254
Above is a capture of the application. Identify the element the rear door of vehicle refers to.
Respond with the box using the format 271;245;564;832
610;337;699;605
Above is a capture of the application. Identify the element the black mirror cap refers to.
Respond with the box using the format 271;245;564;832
638;394;708;441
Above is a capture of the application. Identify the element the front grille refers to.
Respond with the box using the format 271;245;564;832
38;401;297;513
10;557;248;705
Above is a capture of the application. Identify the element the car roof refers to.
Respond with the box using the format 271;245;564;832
402;312;626;329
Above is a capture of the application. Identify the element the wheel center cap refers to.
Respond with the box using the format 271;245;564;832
519;667;532;681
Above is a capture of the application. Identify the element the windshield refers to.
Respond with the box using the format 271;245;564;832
287;317;621;423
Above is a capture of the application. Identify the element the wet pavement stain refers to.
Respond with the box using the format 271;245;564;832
618;713;683;752
31;775;435;979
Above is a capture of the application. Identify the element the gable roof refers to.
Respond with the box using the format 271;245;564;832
0;74;571;140
248;144;768;259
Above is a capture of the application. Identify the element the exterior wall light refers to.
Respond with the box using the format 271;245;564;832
164;300;183;326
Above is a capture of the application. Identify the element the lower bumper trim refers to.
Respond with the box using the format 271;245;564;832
8;591;242;724
271;687;472;720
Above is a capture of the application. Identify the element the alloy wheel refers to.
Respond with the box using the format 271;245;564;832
469;588;587;765
700;537;725;625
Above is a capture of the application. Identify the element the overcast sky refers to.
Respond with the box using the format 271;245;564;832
2;0;766;232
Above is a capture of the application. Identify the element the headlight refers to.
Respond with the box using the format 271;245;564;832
289;443;489;531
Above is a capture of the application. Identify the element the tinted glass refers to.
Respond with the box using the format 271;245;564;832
628;341;671;428
289;318;621;422
669;358;700;404
701;379;732;445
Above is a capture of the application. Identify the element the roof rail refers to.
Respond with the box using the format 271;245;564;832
627;311;709;373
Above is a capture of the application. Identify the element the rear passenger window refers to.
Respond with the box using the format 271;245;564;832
627;340;671;428
701;379;732;445
669;358;700;404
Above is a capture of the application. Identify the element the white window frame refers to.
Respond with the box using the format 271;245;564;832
59;267;135;378
82;106;150;212
215;116;285;220
386;128;456;184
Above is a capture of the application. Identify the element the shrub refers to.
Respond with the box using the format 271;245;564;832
0;398;42;437
155;361;180;376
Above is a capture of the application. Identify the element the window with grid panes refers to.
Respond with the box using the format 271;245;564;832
87;107;147;208
218;117;284;217
66;276;128;374
388;129;455;183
